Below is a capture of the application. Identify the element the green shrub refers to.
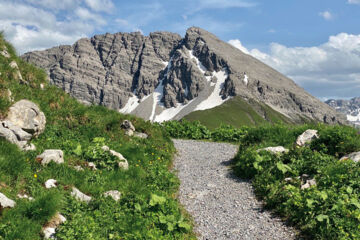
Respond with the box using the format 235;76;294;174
233;124;360;239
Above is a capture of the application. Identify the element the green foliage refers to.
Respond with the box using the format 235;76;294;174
233;124;360;239
0;35;195;239
162;120;247;143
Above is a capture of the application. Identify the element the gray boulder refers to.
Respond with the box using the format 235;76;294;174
121;120;135;136
36;150;64;165
6;100;46;136
340;151;360;162
0;192;15;209
296;129;319;146
0;121;35;151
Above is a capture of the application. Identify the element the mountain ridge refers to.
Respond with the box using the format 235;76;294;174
22;27;345;125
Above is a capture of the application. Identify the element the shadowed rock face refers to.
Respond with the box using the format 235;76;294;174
22;27;345;124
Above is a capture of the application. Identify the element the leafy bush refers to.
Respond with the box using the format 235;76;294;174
162;120;247;142
233;124;360;239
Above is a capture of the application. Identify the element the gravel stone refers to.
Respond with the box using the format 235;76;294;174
173;139;297;240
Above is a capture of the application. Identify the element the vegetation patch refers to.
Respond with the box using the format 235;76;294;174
0;34;194;239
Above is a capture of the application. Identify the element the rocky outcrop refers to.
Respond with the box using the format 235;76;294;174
36;150;64;165
22;27;345;124
6;100;46;136
296;129;319;146
0;99;46;151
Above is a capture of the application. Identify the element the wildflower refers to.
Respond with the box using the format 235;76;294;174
158;157;161;160
151;153;154;155
34;174;37;178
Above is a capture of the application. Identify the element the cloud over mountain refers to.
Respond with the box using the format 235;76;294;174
229;33;360;99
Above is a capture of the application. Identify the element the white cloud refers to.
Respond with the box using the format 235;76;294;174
319;11;333;20
84;0;114;13
229;33;360;98
24;0;81;10
228;39;249;54
0;1;106;54
75;7;106;25
348;0;360;4
188;0;256;14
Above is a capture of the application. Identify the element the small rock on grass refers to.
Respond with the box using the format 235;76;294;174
71;187;91;203
104;190;121;202
340;151;360;162
42;212;66;239
0;192;16;208
17;193;34;201
36;150;64;166
296;129;318;146
45;179;58;189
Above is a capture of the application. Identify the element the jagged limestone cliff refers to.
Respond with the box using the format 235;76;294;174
22;27;345;124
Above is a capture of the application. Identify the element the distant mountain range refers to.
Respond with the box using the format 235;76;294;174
325;97;360;126
22;27;345;127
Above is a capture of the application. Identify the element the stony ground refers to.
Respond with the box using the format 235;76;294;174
173;139;298;240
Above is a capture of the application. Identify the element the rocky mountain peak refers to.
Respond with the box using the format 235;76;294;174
22;27;345;124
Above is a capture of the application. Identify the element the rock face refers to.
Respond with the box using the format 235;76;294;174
296;129;319;146
22;27;345;124
326;97;360;126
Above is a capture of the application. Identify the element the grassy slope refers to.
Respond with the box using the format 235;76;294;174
0;34;195;240
184;97;293;129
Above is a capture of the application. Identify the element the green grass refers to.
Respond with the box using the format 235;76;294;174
184;97;293;129
233;124;360;239
0;35;195;239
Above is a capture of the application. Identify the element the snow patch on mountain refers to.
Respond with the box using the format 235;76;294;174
188;50;207;74
119;94;140;114
195;69;230;111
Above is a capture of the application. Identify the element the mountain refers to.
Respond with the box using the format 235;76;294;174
326;97;360;126
22;27;345;126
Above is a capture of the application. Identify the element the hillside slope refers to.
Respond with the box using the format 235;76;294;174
0;34;194;239
22;27;345;126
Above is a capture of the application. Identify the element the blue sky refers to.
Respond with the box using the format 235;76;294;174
0;0;360;99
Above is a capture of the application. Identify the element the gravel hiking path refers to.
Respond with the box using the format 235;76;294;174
173;139;297;240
